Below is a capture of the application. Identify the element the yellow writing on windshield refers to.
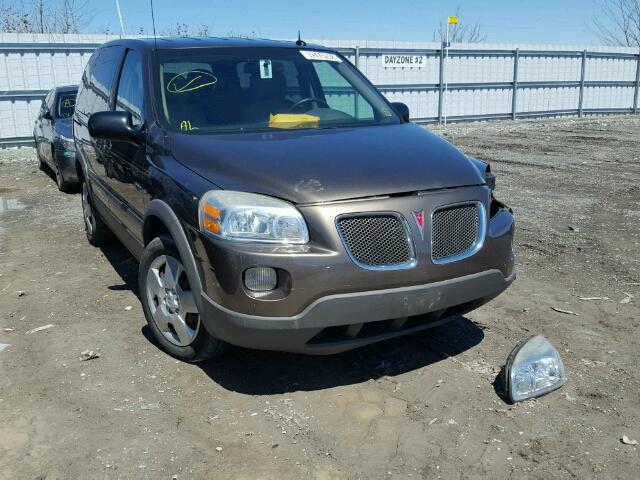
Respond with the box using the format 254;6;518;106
180;120;198;131
167;70;218;93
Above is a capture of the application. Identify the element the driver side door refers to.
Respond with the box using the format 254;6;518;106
105;48;149;241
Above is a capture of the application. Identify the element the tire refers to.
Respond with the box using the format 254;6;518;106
139;234;228;362
35;139;46;171
53;157;74;193
81;181;113;246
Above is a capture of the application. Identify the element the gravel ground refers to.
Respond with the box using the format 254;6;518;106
0;115;639;479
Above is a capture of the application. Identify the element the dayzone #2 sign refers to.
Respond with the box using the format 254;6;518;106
382;55;426;69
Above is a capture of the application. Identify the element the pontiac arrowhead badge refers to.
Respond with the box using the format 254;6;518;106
412;210;425;240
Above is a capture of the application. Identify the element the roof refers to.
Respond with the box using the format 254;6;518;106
100;36;330;52
54;85;78;92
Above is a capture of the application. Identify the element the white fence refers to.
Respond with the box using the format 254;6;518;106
0;33;639;146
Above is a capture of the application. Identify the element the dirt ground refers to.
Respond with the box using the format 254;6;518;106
0;116;638;479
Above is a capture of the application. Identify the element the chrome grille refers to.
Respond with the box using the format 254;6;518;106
432;203;482;262
337;214;414;269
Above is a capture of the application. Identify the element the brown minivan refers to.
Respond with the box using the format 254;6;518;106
73;37;515;361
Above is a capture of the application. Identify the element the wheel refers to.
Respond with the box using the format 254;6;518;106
53;158;74;193
139;234;228;362
81;181;113;246
35;139;46;171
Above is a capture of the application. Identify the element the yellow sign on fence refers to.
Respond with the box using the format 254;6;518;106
448;16;458;25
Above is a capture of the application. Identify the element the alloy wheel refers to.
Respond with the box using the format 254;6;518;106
55;164;63;188
81;183;93;236
146;254;200;346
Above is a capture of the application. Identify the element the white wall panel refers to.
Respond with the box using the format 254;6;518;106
0;33;638;146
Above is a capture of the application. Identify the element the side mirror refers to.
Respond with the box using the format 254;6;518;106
42;109;52;120
390;102;410;122
88;111;142;144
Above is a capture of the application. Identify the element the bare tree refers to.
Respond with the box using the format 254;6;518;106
196;23;210;37
225;28;258;39
161;21;189;36
434;7;486;43
161;21;214;37
57;0;92;33
31;0;47;33
0;5;34;32
591;0;640;47
0;0;92;33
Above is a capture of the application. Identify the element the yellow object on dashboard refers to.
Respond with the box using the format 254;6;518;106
268;113;320;129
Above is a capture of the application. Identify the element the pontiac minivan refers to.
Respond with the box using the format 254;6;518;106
73;38;515;361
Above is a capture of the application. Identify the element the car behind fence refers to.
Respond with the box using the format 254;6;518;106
0;33;638;147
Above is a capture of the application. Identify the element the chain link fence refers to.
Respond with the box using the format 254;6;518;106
0;34;638;146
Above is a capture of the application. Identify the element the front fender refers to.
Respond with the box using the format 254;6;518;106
144;199;204;314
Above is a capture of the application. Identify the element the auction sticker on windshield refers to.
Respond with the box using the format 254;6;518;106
382;55;426;68
300;50;342;62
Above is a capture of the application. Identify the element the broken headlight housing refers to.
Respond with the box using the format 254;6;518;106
505;335;566;403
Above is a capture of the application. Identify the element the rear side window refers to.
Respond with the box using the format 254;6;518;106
115;50;144;127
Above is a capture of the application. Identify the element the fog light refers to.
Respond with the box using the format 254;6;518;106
244;267;277;292
505;335;566;403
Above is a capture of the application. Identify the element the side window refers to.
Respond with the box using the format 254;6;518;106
42;90;53;113
75;52;95;116
115;50;144;127
312;62;374;120
88;46;125;112
46;90;55;109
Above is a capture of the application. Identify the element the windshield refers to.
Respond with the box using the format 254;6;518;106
56;90;77;119
154;47;400;134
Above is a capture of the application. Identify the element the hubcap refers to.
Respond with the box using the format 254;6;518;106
82;184;93;236
146;255;200;346
165;288;180;313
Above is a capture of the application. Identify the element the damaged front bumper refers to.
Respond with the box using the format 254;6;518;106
190;185;515;354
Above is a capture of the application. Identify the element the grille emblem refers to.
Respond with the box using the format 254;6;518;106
412;210;425;239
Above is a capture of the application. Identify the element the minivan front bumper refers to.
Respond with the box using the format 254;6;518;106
200;269;515;354
192;185;515;354
54;146;78;182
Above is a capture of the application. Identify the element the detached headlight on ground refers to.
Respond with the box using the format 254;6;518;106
505;335;566;403
199;191;309;244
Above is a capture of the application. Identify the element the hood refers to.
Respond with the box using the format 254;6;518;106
170;123;485;204
54;118;73;139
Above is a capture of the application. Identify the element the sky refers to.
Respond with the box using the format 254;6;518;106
87;0;607;45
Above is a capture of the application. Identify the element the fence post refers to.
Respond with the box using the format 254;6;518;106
633;51;640;114
512;48;519;120
438;42;445;124
578;49;587;117
354;46;361;118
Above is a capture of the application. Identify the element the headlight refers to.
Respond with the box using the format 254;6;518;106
505;335;566;403
199;191;309;244
59;135;75;151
